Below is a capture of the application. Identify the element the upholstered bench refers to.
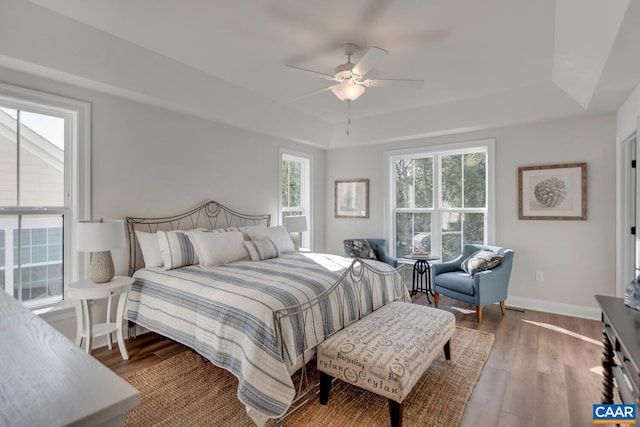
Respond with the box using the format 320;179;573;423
317;301;455;427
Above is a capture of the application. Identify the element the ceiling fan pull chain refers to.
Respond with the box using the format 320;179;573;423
347;101;351;135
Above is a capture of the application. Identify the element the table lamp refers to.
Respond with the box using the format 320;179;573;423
284;215;307;250
76;219;125;283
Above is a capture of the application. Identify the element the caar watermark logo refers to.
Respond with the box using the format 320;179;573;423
593;404;637;424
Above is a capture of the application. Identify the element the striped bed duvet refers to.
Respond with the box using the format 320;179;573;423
126;252;405;424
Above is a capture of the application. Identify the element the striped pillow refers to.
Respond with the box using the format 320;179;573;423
157;230;199;271
245;239;280;261
245;225;295;254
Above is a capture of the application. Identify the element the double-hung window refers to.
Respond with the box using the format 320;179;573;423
386;139;494;261
279;149;312;249
0;83;90;308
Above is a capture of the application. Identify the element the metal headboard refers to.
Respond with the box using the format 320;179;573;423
126;200;271;275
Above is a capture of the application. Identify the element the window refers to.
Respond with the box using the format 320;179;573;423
386;139;494;262
279;149;312;249
0;83;90;308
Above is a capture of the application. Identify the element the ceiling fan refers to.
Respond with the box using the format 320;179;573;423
286;43;424;103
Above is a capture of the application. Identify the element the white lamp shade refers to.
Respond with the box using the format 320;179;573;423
284;215;308;233
331;82;365;101
76;219;126;252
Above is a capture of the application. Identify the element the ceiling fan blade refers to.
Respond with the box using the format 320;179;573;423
352;46;388;76
292;85;334;101
285;64;336;80
365;78;424;87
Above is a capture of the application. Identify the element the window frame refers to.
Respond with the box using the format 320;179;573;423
384;138;495;259
278;148;313;250
0;82;91;309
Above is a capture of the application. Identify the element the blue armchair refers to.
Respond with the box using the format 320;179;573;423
432;244;514;323
343;238;398;268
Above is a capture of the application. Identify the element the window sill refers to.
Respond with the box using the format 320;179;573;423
34;300;75;323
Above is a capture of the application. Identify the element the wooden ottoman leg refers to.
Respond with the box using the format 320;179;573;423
388;399;403;427
444;339;451;360
319;372;333;405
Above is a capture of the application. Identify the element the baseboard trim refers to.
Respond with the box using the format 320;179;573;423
506;296;601;320
89;324;151;350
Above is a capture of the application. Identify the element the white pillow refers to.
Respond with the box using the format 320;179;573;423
192;230;250;267
135;231;164;268
240;225;267;241
245;225;295;254
157;230;200;271
185;229;216;263
245;239;280;261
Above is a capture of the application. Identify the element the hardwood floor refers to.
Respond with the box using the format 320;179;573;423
92;329;189;376
93;294;609;426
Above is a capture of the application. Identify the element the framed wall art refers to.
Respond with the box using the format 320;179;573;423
335;179;369;218
518;162;587;220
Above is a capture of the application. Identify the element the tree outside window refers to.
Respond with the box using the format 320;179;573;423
280;151;312;249
391;145;490;262
440;152;487;260
394;157;433;257
282;158;302;219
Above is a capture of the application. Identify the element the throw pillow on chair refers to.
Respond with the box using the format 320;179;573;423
344;239;378;260
461;250;502;276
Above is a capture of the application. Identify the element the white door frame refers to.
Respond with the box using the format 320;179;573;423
617;131;637;297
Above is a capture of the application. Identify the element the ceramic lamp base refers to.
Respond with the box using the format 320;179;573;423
90;251;115;283
291;233;302;250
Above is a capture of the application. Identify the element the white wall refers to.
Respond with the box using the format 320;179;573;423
0;66;326;268
326;114;616;318
0;66;326;338
1;63;618;329
617;84;640;140
89;94;327;272
616;84;640;298
0;0;332;147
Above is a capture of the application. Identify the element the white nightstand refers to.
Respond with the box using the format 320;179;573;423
67;276;133;360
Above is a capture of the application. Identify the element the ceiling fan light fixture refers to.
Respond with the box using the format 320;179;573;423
331;82;365;102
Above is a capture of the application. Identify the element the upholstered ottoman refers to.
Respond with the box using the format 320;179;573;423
317;301;455;427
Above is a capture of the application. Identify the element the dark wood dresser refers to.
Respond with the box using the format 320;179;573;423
595;295;640;406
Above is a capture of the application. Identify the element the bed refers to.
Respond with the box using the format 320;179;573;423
124;201;408;425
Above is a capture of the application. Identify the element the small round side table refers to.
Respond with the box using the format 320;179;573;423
67;276;133;360
402;255;440;303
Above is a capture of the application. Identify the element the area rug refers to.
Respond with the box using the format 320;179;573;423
124;327;494;427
